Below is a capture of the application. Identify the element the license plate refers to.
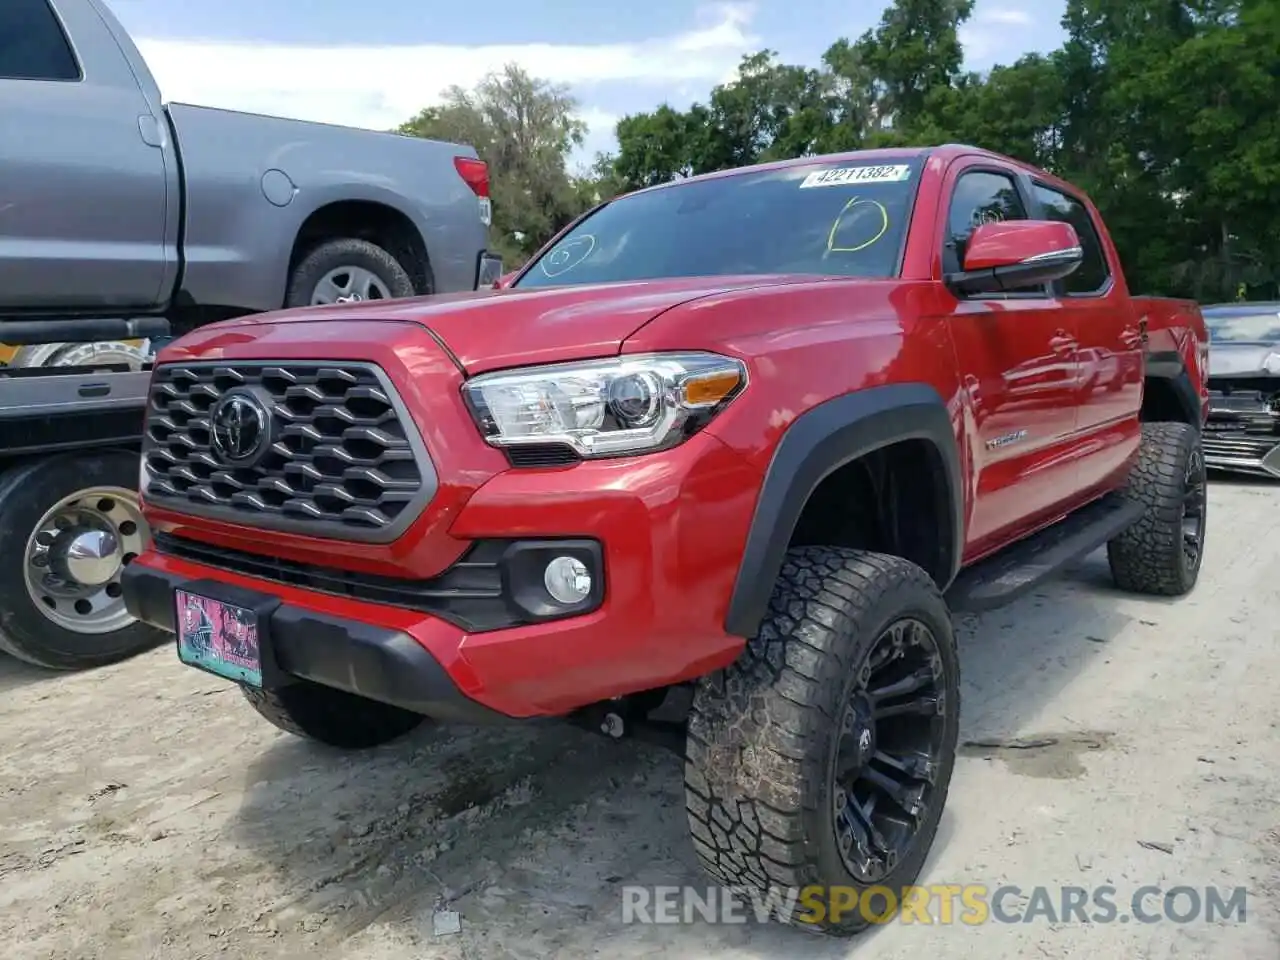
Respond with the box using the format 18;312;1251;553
175;589;263;687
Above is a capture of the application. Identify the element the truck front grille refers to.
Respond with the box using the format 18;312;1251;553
142;362;437;542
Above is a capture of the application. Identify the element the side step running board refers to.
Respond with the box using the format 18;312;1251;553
945;493;1143;613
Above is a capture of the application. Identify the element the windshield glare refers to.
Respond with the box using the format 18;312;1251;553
513;159;922;289
1204;310;1280;342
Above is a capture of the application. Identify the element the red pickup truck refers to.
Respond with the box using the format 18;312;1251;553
121;145;1209;933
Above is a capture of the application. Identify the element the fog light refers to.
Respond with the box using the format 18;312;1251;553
544;555;592;604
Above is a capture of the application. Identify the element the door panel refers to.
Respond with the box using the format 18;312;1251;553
1029;181;1143;495
937;164;1083;559
0;0;170;310
951;298;1082;556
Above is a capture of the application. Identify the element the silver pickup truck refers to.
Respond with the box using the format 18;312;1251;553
0;0;501;359
0;0;501;674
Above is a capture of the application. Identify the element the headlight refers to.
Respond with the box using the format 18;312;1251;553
462;352;748;458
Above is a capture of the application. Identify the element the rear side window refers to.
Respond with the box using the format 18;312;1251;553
1032;183;1111;294
944;170;1029;275
0;0;81;82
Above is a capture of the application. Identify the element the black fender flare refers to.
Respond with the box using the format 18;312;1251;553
1144;350;1202;426
724;383;965;639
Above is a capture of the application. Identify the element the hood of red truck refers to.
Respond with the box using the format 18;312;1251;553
219;276;807;374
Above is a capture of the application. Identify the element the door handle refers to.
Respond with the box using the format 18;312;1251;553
1049;332;1077;354
1120;327;1142;349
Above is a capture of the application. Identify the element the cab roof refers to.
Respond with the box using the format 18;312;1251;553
626;144;1042;197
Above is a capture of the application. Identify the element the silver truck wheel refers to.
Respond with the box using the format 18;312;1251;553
0;451;167;670
311;265;391;304
285;237;418;308
8;340;151;370
25;485;147;634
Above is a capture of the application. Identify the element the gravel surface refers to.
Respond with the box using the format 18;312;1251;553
2;478;1278;959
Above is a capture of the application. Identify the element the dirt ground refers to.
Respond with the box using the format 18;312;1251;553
3;478;1279;960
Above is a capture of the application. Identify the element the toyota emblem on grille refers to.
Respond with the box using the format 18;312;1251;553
210;393;269;463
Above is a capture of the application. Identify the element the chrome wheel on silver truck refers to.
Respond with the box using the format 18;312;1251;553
7;340;151;371
310;265;392;305
285;238;418;308
25;485;147;634
0;450;166;670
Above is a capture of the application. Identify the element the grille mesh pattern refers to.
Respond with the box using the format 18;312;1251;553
142;362;432;539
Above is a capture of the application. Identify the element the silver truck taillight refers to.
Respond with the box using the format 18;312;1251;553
453;156;492;226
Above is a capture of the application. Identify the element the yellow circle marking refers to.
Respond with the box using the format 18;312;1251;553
827;197;889;254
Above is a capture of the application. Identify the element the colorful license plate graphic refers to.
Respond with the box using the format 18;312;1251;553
175;590;263;687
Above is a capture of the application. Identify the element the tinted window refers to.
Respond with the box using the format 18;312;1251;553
0;0;80;81
1033;183;1110;294
514;160;922;288
944;171;1029;275
1204;309;1280;342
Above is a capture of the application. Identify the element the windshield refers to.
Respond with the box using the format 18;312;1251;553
513;158;923;289
1204;308;1280;342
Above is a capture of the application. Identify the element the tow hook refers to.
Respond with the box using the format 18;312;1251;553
600;711;626;738
570;693;689;755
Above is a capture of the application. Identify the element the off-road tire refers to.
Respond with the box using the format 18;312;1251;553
241;681;426;749
284;238;417;308
0;451;167;671
685;547;961;936
1107;421;1206;596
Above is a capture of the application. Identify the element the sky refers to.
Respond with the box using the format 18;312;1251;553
102;0;1069;170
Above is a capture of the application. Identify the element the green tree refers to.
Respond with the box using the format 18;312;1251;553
406;0;1279;298
608;0;981;186
848;0;976;141
1055;0;1280;298
399;64;586;263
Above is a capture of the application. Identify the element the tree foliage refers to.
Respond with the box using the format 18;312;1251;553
398;64;587;264
603;0;1279;300
395;2;1277;298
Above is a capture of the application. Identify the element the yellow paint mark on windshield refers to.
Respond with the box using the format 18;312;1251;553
826;197;889;254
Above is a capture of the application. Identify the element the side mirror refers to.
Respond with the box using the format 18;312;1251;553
946;220;1083;296
493;271;516;290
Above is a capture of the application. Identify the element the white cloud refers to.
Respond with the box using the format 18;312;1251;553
960;2;1064;69
133;2;759;136
574;107;623;168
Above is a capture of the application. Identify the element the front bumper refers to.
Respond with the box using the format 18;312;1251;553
124;429;763;719
123;560;509;724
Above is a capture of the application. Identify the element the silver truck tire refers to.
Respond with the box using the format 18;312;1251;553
0;450;166;671
285;238;418;308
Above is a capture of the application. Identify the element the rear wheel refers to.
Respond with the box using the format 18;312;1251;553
242;681;426;749
0;450;165;670
685;547;960;935
1107;421;1206;596
285;238;417;308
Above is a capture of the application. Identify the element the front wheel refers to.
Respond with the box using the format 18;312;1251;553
0;450;166;670
1107;421;1207;596
685;547;961;935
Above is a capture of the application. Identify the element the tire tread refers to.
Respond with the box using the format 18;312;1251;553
1107;421;1203;596
685;546;960;934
